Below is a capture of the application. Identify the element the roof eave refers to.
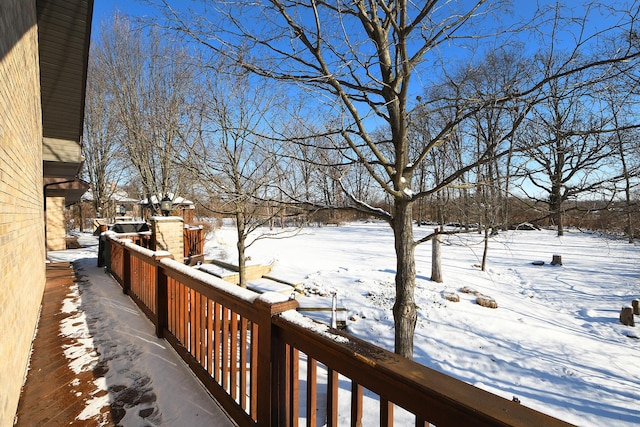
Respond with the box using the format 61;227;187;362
37;0;94;179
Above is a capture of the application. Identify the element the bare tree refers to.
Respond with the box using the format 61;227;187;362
156;0;640;359
516;53;620;236
82;46;126;219
602;88;640;242
95;15;203;213
188;64;293;287
268;110;348;225
465;48;531;269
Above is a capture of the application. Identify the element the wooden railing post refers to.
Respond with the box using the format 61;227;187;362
156;268;168;338
197;226;204;255
183;226;189;259
254;297;298;427
122;243;131;295
254;298;275;427
271;327;288;427
97;234;105;268
154;253;174;338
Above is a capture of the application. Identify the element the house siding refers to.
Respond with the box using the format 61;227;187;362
0;1;46;426
46;196;66;251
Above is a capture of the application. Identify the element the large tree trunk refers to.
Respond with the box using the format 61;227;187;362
237;237;246;288
550;186;564;236
391;200;417;360
557;208;564;237
621;151;633;243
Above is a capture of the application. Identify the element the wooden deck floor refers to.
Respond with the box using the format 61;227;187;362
15;262;116;426
15;260;235;427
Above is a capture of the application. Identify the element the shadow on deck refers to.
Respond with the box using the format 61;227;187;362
15;262;116;425
15;261;234;426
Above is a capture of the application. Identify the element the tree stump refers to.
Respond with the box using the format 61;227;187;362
551;254;562;266
633;299;639;316
620;306;635;326
431;231;443;283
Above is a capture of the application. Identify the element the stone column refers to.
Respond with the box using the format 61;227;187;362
150;216;184;262
46;196;66;251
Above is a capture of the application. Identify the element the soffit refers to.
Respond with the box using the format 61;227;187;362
37;0;93;177
43;177;90;206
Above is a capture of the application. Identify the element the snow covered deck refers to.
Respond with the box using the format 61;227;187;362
15;260;234;426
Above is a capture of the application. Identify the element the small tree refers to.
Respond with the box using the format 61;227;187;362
601;88;640;242
188;65;293;287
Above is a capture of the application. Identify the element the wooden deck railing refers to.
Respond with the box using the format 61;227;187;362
104;233;574;427
184;225;205;259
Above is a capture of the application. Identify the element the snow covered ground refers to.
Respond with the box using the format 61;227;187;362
49;222;640;426
206;221;640;426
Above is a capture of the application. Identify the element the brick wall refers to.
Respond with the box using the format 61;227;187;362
46;197;66;251
0;2;46;426
151;217;185;262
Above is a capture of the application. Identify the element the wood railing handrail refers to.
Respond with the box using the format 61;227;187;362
102;232;575;427
272;312;570;427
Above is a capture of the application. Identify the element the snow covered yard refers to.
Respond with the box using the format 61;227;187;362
207;221;640;426
45;223;640;426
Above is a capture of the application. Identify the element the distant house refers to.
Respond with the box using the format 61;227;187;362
139;193;196;224
80;188;142;222
75;191;196;230
0;0;93;425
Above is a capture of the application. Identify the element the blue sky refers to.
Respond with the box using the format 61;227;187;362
90;1;624;49
91;0;157;33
